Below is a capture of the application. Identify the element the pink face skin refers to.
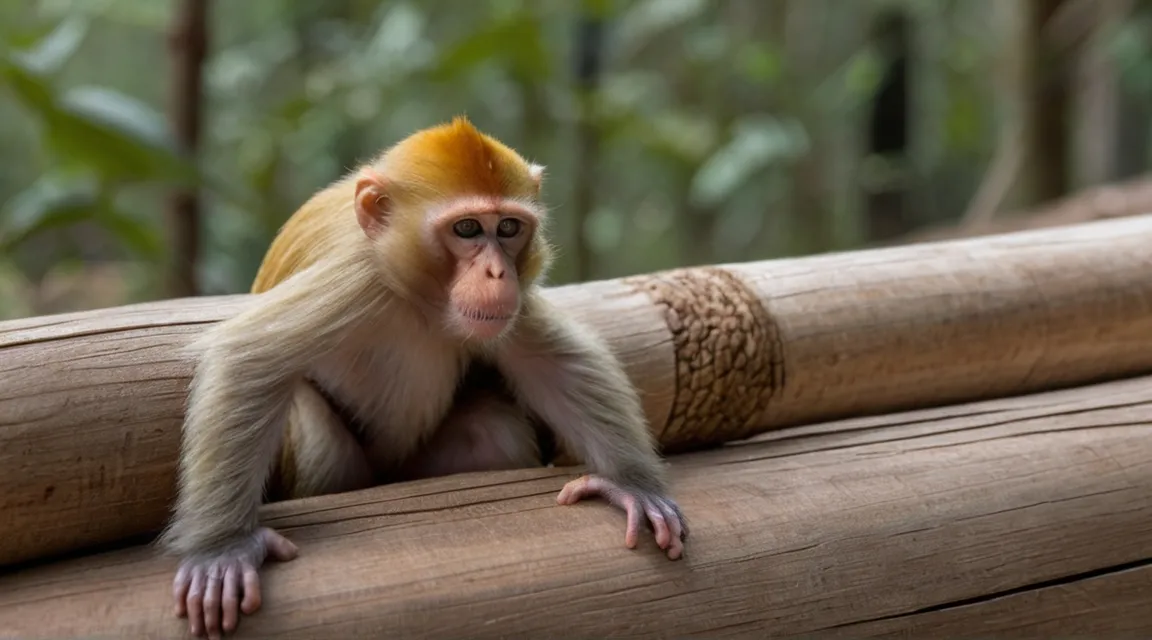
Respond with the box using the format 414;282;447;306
431;199;537;342
352;173;540;343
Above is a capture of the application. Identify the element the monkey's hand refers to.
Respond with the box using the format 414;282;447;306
172;527;299;639
557;475;688;560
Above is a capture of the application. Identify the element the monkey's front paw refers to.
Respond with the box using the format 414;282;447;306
557;475;689;560
172;527;299;638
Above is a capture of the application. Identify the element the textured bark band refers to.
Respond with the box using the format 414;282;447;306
626;267;785;452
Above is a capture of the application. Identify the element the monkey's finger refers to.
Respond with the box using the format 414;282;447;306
624;496;643;549
240;564;263;615
643;502;671;550
203;569;223;639
659;497;690;540
656;502;685;560
658;500;685;543
260;528;300;562
221;566;241;634
187;569;206;637
173;566;191;617
556;475;593;504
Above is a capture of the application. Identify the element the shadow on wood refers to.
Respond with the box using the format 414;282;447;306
1;375;1150;637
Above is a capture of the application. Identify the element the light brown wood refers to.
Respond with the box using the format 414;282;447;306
897;173;1152;244
2;375;1151;638
729;211;1152;428
3;215;1152;569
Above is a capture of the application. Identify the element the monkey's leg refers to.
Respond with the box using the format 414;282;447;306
275;382;375;500
395;390;542;482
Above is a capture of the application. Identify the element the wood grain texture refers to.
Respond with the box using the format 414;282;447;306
2;375;1150;638
730;212;1152;428
3;216;1152;569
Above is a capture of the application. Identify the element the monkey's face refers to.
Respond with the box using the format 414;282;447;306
436;205;537;342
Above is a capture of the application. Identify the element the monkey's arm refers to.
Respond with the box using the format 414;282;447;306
496;294;687;559
161;252;388;637
161;256;385;554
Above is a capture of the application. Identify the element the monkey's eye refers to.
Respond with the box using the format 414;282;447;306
496;218;521;238
453;219;483;238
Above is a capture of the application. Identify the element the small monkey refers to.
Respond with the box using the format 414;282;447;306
161;117;688;638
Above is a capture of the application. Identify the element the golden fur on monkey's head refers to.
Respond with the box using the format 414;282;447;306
376;116;545;207
250;116;551;296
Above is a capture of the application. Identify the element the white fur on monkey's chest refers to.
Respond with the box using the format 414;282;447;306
310;329;464;468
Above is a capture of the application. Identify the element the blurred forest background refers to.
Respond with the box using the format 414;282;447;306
1;0;1150;320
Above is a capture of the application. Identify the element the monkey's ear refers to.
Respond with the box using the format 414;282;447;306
528;163;545;193
355;171;391;238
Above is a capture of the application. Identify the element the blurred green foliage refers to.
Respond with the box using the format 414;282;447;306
0;0;1148;319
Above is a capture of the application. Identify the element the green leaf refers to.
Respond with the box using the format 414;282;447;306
581;0;616;19
14;14;89;76
36;0;169;30
0;50;57;113
621;109;718;166
366;2;426;61
614;0;707;59
738;43;782;85
431;14;550;82
0;171;100;250
689;115;809;208
60;85;171;148
91;204;163;259
0;171;163;259
0;53;198;185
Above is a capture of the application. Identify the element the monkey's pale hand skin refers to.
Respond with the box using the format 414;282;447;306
557;475;689;560
172;528;299;639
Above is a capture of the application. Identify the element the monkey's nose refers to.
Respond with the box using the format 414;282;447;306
486;264;505;279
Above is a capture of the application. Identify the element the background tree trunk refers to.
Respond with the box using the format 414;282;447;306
1021;0;1071;205
165;0;209;298
1072;0;1130;188
570;8;605;282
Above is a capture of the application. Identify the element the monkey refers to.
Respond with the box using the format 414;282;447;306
160;117;688;638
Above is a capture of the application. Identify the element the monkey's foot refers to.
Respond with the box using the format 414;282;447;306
173;527;299;639
557;474;688;560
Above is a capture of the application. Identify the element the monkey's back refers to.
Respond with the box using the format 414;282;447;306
251;176;360;293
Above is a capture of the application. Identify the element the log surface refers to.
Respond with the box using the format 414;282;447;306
2;375;1151;638
3;216;1152;567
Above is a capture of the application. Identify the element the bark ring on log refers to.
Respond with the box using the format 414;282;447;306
625;267;784;451
3;214;1152;569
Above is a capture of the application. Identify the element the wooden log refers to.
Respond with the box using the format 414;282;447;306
895;173;1152;244
3;215;1152;568
2;375;1151;638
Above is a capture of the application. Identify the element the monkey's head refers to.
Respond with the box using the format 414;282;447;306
354;116;553;343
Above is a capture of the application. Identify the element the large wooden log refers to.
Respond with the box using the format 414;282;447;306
3;215;1152;568
2;375;1151;638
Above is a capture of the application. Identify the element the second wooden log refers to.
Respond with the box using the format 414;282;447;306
2;375;1151;638
2;215;1152;567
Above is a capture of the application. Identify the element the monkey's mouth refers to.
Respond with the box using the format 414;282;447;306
455;307;515;341
458;307;513;324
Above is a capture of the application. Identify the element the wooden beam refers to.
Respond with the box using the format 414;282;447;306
1;375;1150;638
3;215;1152;567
